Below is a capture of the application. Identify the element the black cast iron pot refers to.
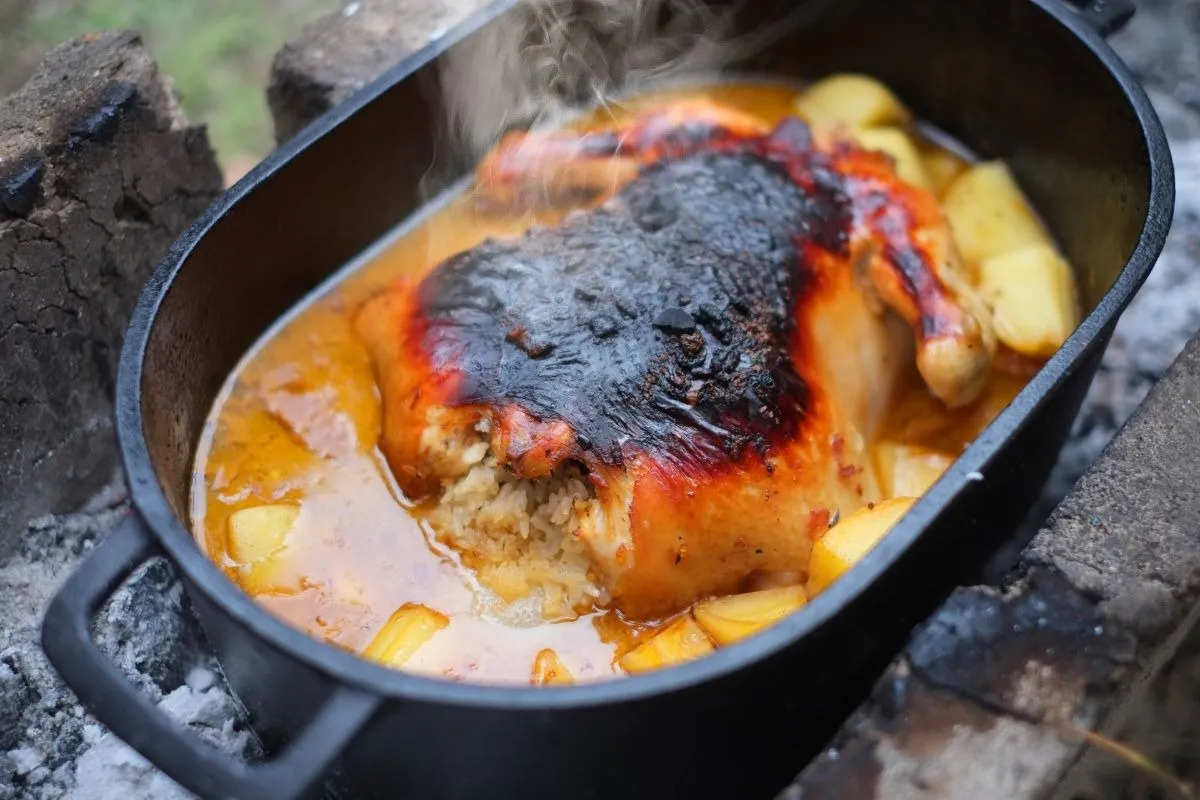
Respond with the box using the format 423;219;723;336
40;0;1173;798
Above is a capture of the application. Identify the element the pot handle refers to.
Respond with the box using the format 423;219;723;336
1063;0;1136;36
41;514;380;800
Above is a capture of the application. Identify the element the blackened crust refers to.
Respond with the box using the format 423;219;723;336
417;150;850;469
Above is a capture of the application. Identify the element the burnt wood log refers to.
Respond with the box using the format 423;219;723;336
0;31;223;550
790;574;1132;800
267;0;492;144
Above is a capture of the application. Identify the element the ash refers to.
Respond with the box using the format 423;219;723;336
0;475;256;800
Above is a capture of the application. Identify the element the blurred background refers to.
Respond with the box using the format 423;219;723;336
0;0;335;177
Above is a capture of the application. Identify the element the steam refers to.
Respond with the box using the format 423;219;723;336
421;0;842;203
437;0;743;159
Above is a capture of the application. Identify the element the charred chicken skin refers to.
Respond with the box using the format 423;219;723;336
356;100;995;620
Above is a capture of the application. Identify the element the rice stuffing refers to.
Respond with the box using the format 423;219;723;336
418;415;604;621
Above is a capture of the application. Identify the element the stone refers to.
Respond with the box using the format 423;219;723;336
0;30;223;549
267;0;494;144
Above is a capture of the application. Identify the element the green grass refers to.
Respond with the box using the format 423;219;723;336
4;0;334;163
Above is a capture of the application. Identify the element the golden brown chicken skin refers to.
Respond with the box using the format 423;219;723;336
355;100;993;620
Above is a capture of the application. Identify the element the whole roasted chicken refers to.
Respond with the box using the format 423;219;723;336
356;99;995;620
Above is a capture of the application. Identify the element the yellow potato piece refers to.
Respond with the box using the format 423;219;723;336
807;497;916;596
531;649;574;686
693;585;808;646
875;443;955;499
363;604;449;668
942;161;1051;268
978;243;1080;359
240;559;299;596
619;615;714;675
226;505;303;595
794;74;911;129
227;504;298;564
922;147;969;197
854;128;932;191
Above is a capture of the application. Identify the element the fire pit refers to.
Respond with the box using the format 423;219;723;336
2;1;1200;798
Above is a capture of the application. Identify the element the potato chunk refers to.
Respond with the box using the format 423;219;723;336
854;128;932;191
227;504;298;564
227;505;302;594
619;615;714;674
978;243;1080;359
921;147;968;197
942;161;1051;268
795;74;911;129
807;497;916;596
363;604;449;668
531;649;574;686
693;585;808;646
875;443;955;499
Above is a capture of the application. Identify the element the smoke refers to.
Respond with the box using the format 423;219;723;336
436;0;745;159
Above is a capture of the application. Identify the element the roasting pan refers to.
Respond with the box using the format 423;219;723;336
41;0;1173;798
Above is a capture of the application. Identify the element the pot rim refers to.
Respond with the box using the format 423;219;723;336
114;0;1174;711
